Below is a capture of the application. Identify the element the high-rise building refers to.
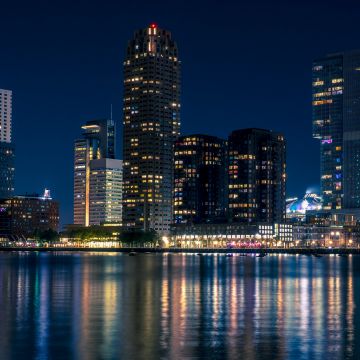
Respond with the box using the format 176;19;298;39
122;24;181;233
0;89;15;199
312;51;360;210
228;128;286;223
0;89;12;143
89;158;123;225
173;134;227;224
0;143;15;199
73;119;122;226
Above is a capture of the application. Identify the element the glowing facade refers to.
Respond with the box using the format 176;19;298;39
89;158;123;225
286;192;322;219
122;24;181;233
73;119;122;226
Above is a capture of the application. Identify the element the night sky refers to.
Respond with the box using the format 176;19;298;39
1;0;360;227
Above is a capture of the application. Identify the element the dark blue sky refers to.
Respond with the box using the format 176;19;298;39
1;0;360;227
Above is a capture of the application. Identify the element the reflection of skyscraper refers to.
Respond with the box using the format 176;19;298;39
122;24;181;233
312;51;360;210
173;134;227;224
73;119;122;226
228;128;286;223
0;89;15;199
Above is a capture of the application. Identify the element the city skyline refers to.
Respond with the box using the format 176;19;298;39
2;3;360;360
1;0;360;225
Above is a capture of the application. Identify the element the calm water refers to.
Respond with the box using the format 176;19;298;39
0;252;360;360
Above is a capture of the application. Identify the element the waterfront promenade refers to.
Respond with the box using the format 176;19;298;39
1;246;360;255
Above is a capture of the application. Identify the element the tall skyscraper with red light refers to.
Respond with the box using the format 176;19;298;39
122;24;181;233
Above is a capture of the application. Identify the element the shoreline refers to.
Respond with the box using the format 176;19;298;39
0;247;360;255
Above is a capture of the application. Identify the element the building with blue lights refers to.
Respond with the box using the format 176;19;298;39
313;51;360;210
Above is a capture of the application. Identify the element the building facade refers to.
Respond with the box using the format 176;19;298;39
89;158;123;225
228;128;286;223
174;134;227;224
292;224;360;248
73;119;122;226
0;89;12;143
170;222;293;248
312;51;360;210
0;89;15;198
122;24;181;233
0;190;59;240
0;142;15;199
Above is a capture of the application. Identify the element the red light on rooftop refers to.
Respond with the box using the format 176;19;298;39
150;23;157;29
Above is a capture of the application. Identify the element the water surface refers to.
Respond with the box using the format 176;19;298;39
0;252;359;359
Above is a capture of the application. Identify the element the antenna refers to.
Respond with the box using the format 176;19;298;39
110;104;113;121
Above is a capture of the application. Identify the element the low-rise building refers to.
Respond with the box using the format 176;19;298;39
170;222;292;248
0;189;59;241
293;223;360;248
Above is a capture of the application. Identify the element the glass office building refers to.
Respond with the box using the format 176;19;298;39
73;119;121;226
312;51;360;209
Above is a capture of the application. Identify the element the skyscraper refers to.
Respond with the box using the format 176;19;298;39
122;24;181;233
174;134;227;224
312;51;360;209
73;119;122;226
0;89;12;143
0;89;15;199
228;128;286;223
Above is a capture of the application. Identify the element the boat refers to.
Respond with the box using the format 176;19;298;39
129;252;137;256
196;253;203;256
256;253;267;258
338;253;349;257
225;253;233;257
313;253;322;258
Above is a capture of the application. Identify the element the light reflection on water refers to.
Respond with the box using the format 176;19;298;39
0;252;359;359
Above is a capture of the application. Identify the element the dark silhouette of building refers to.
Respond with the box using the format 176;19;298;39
228;128;286;223
0;142;15;199
122;24;181;233
312;50;360;210
0;190;59;240
173;134;227;224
